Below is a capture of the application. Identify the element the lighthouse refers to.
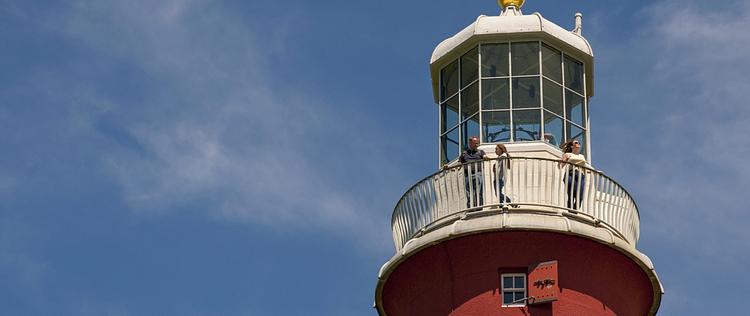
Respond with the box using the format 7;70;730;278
374;1;664;315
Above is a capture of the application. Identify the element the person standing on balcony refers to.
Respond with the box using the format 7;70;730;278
492;144;512;205
561;139;588;209
460;136;489;209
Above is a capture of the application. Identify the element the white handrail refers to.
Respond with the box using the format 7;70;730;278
391;157;640;250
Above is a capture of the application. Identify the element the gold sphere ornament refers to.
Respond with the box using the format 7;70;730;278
498;0;525;8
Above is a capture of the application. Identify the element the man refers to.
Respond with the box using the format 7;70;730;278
459;136;489;209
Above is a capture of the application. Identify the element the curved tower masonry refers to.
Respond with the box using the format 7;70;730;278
375;2;663;315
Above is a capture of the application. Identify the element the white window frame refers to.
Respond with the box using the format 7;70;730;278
501;273;527;307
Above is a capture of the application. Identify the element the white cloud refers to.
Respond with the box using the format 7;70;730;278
634;0;750;267
57;0;392;249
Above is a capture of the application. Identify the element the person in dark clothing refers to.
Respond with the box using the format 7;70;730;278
459;137;488;209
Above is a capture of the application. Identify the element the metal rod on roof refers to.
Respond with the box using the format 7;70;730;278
573;13;583;35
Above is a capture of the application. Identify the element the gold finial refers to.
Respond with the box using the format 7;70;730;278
498;0;525;9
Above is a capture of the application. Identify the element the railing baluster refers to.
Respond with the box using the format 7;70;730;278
612;179;619;228
603;173;608;217
605;178;614;226
614;185;624;238
446;169;454;215
586;170;595;216
593;172;601;220
434;174;442;219
409;191;418;237
508;158;514;204
424;181;433;223
402;193;410;242
421;182;430;227
537;159;542;205
449;169;456;214
399;197;408;245
440;173;448;218
457;168;463;212
395;201;401;248
493;160;497;207
611;184;620;233
533;159;539;204
467;162;474;209
620;187;629;240
559;164;565;209
416;183;425;230
529;159;535;204
625;189;635;243
618;186;628;240
424;181;433;227
543;159;550;206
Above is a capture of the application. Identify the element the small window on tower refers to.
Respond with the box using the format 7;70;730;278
501;273;527;307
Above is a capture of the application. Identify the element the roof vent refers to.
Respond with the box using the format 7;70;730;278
573;12;583;35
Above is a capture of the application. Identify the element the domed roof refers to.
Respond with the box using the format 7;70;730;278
429;9;595;101
430;12;593;64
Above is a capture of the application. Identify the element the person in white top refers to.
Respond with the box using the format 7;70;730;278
492;144;512;205
560;139;587;209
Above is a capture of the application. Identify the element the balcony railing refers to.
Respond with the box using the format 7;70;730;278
391;157;640;250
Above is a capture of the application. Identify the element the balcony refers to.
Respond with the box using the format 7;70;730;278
391;157;640;250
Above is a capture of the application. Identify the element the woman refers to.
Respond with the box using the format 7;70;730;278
492;144;512;205
560;139;588;209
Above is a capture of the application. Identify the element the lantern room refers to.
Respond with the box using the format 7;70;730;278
431;1;594;165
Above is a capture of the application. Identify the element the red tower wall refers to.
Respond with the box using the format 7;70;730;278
381;231;654;316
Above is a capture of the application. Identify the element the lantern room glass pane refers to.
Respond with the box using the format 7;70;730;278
482;111;511;143
564;56;584;94
544;111;563;147
441;96;459;133
512;77;540;109
511;42;539;76
543;79;563;116
513;110;541;141
441;127;459;163
542;44;562;83
567;123;586;155
461;82;479;120
566;90;585;127
482;78;510;110
441;59;460;101
461;115;480;149
461;47;479;88
481;43;509;77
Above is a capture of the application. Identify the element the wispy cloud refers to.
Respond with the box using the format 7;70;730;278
50;0;394;249
634;0;750;266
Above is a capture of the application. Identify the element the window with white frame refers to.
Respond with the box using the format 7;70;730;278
501;273;527;307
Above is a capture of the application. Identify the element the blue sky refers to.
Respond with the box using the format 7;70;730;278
1;0;749;315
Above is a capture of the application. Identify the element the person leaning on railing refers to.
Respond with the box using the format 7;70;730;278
492;144;512;205
458;136;489;208
560;139;589;210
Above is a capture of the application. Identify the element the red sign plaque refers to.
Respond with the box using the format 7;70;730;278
527;260;559;305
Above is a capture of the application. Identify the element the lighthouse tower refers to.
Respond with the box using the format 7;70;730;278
374;1;664;315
